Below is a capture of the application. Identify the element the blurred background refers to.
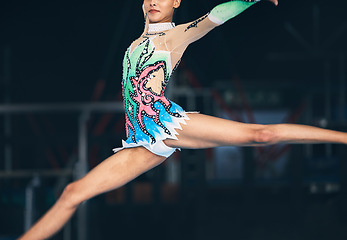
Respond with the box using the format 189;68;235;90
1;0;347;239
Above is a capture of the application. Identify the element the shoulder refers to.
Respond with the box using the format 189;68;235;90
168;14;218;36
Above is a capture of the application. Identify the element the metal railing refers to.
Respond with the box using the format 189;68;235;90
0;101;124;240
0;85;210;239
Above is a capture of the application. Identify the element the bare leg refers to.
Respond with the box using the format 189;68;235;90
164;113;347;149
18;147;166;240
18;113;346;239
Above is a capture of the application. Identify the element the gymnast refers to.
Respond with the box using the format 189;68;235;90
19;0;347;239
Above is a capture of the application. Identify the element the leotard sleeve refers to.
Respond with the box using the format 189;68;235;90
208;0;260;25
167;0;259;55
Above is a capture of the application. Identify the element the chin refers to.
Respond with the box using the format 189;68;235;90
148;15;170;24
149;19;163;24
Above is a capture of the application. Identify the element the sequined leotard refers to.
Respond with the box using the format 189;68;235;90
113;0;260;157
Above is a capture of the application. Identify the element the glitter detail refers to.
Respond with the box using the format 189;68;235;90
119;36;186;150
148;22;175;32
185;14;209;32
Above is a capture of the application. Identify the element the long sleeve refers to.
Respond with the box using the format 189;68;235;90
167;0;259;55
208;0;259;25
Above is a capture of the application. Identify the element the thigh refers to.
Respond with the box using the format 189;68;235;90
73;147;166;201
164;113;262;149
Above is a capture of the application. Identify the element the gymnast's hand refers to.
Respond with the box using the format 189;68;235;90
267;0;278;6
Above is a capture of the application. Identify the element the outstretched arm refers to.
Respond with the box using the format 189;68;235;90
168;0;275;53
208;0;260;25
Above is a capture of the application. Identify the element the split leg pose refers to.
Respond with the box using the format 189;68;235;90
18;114;347;240
164;113;347;148
19;0;347;239
18;147;166;240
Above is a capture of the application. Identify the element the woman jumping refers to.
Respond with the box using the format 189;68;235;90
19;0;347;239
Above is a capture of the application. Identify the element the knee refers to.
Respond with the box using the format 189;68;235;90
58;182;84;209
253;125;277;144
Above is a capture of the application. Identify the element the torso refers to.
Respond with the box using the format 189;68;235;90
129;30;182;72
121;28;185;145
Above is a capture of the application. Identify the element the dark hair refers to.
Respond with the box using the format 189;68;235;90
173;8;177;21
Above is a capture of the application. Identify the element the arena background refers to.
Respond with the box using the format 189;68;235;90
1;0;347;239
